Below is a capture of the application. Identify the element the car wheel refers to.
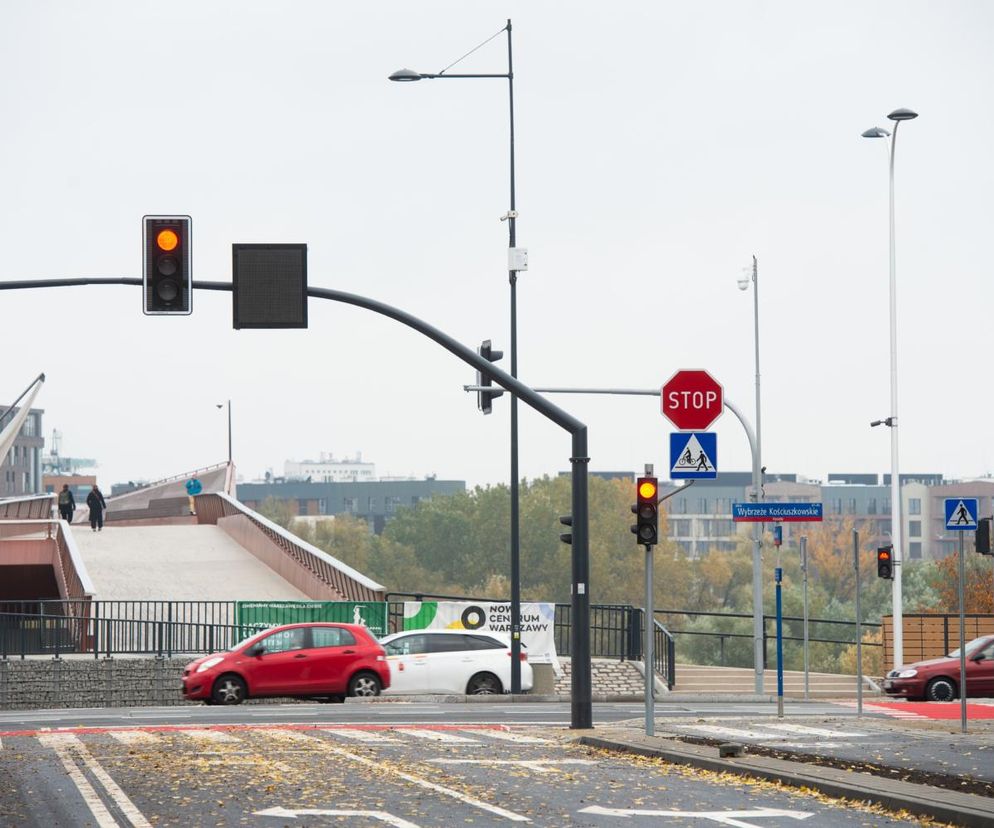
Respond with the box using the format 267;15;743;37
925;677;957;702
211;674;247;705
466;672;503;695
347;672;381;698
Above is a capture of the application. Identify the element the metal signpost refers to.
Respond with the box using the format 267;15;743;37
945;497;978;734
854;529;862;718
800;535;809;700
773;523;784;718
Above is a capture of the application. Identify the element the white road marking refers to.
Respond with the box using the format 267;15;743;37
262;732;530;822
675;724;781;740
403;728;479;744
108;730;161;745
468;729;549;744
182;729;242;743
255;806;419;826
757;723;866;738
38;735;119;828
580;805;813;826
430;758;596;774
39;734;152;828
322;728;403;743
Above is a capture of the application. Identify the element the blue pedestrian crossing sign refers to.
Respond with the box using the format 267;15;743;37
669;432;717;479
945;498;979;531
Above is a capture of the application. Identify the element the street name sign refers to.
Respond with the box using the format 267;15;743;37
732;503;824;523
669;432;717;479
945;498;978;531
661;370;723;430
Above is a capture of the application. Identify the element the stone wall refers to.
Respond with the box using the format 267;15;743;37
0;657;191;710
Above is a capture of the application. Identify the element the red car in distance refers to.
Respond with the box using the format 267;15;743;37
182;622;389;705
883;635;994;701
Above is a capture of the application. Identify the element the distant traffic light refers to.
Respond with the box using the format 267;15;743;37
143;215;191;315
559;515;573;545
977;518;992;555
476;340;504;415
631;476;658;546
876;545;894;579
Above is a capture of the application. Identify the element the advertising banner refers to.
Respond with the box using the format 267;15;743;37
401;601;558;666
234;601;388;637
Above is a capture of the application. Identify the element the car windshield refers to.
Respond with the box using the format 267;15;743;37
947;636;990;658
227;628;271;651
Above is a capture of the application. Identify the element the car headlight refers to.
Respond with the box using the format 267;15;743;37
196;656;225;673
897;669;917;678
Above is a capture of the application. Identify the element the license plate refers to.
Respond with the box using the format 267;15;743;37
883;679;893;689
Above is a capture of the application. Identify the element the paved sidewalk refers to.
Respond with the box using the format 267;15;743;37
581;713;994;827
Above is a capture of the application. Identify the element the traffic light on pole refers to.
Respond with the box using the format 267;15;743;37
630;476;658;546
476;339;504;415
876;545;893;579
559;515;573;545
143;215;191;315
977;518;992;555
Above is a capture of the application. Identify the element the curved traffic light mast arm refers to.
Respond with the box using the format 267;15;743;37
0;275;595;731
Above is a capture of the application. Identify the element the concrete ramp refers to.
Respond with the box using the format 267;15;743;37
71;524;309;601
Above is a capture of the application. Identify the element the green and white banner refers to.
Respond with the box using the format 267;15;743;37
402;601;558;665
235;601;388;637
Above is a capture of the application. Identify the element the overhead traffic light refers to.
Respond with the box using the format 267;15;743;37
876;545;893;579
143;215;191;315
559;515;573;545
977;518;992;555
476;339;504;415
631;476;659;546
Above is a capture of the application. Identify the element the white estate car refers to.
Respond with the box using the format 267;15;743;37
378;629;533;695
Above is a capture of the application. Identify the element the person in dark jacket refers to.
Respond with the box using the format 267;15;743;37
86;485;107;532
58;484;76;522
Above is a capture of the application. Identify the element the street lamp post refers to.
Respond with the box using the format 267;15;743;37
862;107;918;669
216;399;232;464
737;255;765;693
390;21;527;692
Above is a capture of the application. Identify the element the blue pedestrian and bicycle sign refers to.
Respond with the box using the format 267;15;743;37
945;498;978;531
669;432;717;479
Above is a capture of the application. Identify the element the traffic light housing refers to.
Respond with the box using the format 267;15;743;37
476;339;504;415
977;518;992;555
559;515;573;545
876;545;893;579
631;476;659;546
144;215;191;315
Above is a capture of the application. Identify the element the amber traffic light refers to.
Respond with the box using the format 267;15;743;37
143;215;191;315
631;476;659;546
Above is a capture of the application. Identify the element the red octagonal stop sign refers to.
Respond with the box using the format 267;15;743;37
661;370;723;430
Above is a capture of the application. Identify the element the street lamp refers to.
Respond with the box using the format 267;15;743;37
862;107;918;669
216;400;232;465
390;21;528;693
738;255;765;693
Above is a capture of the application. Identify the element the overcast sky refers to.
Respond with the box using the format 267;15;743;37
1;1;991;491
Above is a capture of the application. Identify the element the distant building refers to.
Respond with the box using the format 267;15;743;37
236;478;465;534
0;405;43;496
284;452;375;483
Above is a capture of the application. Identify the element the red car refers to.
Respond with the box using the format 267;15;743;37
883;635;994;701
182;622;389;705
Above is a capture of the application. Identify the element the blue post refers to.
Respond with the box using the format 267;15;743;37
775;566;784;717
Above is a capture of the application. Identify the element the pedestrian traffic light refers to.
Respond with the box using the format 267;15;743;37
631;476;658;546
476;339;504;415
876;545;893;579
143;215;191;315
977;518;992;555
559;515;573;545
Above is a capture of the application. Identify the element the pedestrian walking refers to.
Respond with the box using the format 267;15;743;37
86;484;107;532
57;484;76;523
185;476;202;515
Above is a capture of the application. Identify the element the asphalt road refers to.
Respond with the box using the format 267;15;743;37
0;717;925;827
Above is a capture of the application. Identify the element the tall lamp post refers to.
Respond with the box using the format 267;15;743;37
737;255;765;693
216;399;232;464
862;107;918;669
390;21;527;692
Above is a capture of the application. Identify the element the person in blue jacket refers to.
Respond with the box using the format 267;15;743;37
185;476;203;515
